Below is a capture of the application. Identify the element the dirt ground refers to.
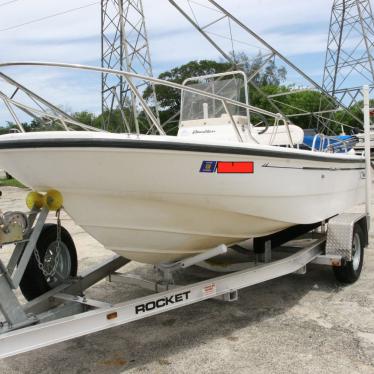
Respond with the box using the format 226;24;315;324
0;186;374;374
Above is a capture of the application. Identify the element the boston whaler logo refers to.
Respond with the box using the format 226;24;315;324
135;291;191;315
200;161;254;174
192;129;216;135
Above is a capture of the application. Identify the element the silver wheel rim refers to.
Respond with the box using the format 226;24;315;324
43;242;71;288
352;233;361;272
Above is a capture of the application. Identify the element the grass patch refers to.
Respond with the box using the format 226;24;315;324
0;178;26;188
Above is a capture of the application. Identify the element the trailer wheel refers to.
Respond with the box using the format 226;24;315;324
333;224;365;284
20;224;78;301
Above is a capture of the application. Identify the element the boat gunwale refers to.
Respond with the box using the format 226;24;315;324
0;137;365;164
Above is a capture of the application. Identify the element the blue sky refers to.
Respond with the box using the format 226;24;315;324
0;0;347;124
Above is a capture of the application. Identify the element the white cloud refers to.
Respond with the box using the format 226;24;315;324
0;0;334;124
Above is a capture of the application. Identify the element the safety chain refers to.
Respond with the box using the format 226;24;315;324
34;209;63;278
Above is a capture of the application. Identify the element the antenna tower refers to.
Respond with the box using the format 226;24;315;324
322;0;374;107
101;0;159;132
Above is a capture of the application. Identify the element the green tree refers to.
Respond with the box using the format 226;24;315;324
73;111;97;127
233;52;287;87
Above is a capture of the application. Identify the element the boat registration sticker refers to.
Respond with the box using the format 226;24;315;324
200;161;217;173
217;162;254;174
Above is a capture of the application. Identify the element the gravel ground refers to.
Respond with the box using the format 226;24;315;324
0;186;373;374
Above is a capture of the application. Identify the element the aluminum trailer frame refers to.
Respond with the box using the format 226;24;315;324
0;233;326;359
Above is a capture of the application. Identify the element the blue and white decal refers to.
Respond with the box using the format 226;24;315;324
200;161;217;173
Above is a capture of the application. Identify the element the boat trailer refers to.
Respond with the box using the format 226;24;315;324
0;201;369;359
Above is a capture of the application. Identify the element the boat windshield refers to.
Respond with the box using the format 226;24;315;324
181;77;246;121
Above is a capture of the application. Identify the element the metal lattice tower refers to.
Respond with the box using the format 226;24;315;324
101;0;159;132
322;0;374;107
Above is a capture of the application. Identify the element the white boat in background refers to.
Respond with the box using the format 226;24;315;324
0;62;366;264
355;130;374;157
354;109;374;156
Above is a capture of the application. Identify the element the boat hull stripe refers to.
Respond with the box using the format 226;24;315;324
0;138;365;164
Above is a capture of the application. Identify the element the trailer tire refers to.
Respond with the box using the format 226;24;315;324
20;224;78;301
333;224;365;284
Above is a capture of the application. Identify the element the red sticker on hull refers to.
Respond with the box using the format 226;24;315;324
217;162;254;174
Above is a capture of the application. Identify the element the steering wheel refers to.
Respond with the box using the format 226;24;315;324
252;113;270;135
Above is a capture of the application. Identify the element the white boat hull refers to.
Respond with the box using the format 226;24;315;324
0;132;366;264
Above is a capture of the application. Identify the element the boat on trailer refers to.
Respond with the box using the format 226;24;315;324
0;63;366;264
0;64;371;359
